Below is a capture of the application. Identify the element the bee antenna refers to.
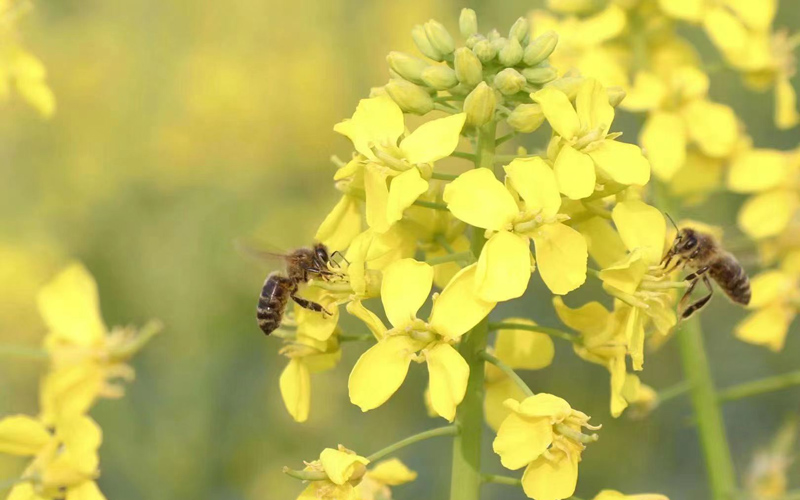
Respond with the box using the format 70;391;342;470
665;212;679;232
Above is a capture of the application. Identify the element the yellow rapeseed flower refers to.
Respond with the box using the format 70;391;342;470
492;393;600;500
278;332;341;423
592;491;668;500
735;268;798;351
347;259;495;421
443;158;588;301
333;95;466;233
296;446;370;500
355;458;417;500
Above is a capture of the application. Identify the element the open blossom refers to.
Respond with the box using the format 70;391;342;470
333;95;466;233
533;78;650;200
36;263;160;424
735;266;799;351
279;331;341;423
347;259;495;421
296;446;370;500
443;158;588;301
355;458;417;500
0;414;106;500
493;394;600;500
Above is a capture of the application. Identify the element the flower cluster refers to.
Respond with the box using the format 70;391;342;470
0;263;159;500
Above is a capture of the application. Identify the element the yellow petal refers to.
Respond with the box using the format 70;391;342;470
505;157;562;216
593;490;669;500
425;342;469;422
298;483;356;500
625;306;645;370
682;100;738;158
364;166;391;233
493;413;553;470
612;201;666;264
381;259;433;328
400;113;466;164
657;0;704;22
530;223;588;295
748;271;795;309
17;80;56;119
334;95;404;159
320;448;370;485
295;287;339;342
280;359;311;423
367;458;418;486
724;0;776;31
348;336;421;411
65;481;107;500
39;364;104;424
703;7;748;60
588;140;651;186
345;300;387;340
738;190;798;239
494;318;555;370
609;353;628;418
429;264;497;340
37;263;107;347
621;71;667;112
577;217;627;269
735;305;795;352
554;145;596;200
443;169;518;231
58;416;102;474
476;231;532;302
7;483;46;500
315;195;362;252
386;169;429;226
522;452;579;500
640;112;686;181
0;415;50;456
532;86;580;139
775;76;799;130
600;251;649;296
576;78;614;136
516;393;573;419
553;297;610;337
727;149;789;193
485;377;527;432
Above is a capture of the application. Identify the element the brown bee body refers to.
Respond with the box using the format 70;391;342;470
256;243;333;336
662;227;751;320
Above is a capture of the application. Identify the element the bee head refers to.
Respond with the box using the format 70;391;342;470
673;228;700;256
313;243;330;267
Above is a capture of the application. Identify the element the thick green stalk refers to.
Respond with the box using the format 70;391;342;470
677;317;737;500
717;370;800;402
449;120;496;500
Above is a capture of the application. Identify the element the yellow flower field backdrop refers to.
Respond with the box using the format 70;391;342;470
1;1;799;500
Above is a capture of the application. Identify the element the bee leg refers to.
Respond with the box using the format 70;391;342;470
683;266;709;282
681;275;713;320
290;294;333;317
330;251;350;267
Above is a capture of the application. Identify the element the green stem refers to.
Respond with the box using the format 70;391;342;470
0;345;49;360
656;380;692;405
488;321;579;343
412;199;449;211
481;474;521;486
450;151;476;161
431;171;460;181
450;119;496;500
479;351;534;397
717;370;800;403
677;317;737;500
338;333;376;343
435;234;457;254
366;425;458;462
495;132;517;146
425;251;474;266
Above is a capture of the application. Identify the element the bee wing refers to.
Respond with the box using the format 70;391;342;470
234;238;290;267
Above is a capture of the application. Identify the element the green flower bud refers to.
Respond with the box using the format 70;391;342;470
465;33;484;49
490;36;507;53
454;47;483;87
424;20;455;57
494;68;526;95
486;29;501;41
459;8;478;38
522;66;558;84
386;52;429;85
421;65;459;90
507;103;545;132
464;82;496;126
607;86;626;107
385;79;434;115
498;37;524;67
412;24;444;61
472;39;497;63
523;31;559;66
508;17;530;44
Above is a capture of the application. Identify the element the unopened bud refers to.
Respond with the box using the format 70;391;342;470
498;37;524;67
508;17;530;43
421;65;458;90
607;86;626;107
545;76;584;99
412;25;444;61
464;82;496;126
507;103;545;132
454;47;483;87
387;52;429;85
465;33;484;49
459;8;478;38
472;39;497;62
494;68;526;95
490;36;507;53
385;80;434;115
522;66;558;84
424;20;455;57
523;31;559;66
486;29;501;41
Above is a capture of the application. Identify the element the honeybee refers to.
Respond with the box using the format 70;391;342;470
662;221;751;320
255;243;337;336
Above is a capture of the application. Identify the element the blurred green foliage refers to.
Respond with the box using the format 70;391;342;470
0;1;798;499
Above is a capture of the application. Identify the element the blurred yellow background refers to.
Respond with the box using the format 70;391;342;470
1;1;798;499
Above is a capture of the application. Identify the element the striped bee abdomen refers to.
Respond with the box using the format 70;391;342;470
257;273;295;335
710;254;751;306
